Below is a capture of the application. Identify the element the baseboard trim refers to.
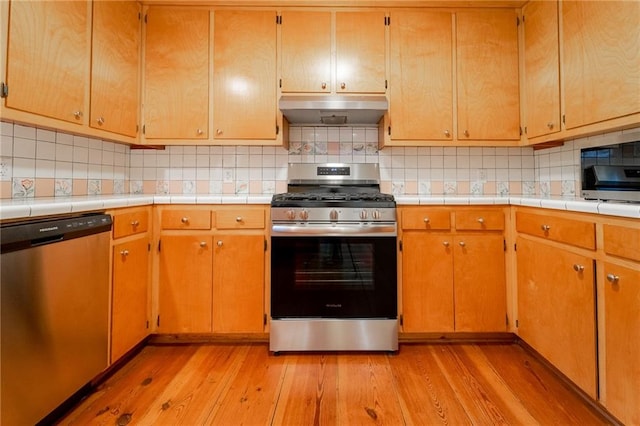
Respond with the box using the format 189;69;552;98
399;331;517;343
149;333;270;345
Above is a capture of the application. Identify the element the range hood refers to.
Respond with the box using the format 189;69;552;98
279;95;388;126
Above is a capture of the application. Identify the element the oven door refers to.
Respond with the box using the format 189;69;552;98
271;235;397;319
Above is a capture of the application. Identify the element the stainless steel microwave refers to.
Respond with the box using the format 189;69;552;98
581;140;640;203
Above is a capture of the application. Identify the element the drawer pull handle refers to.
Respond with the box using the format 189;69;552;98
606;273;619;283
541;224;551;232
573;264;584;272
443;241;450;247
181;217;189;224
217;240;223;247
236;216;243;222
120;250;129;256
477;217;484;224
199;241;207;248
131;220;139;227
423;217;430;223
459;241;466;247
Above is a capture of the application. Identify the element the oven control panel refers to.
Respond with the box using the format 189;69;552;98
271;207;396;223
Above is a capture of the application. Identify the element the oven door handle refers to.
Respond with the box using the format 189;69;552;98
271;223;397;237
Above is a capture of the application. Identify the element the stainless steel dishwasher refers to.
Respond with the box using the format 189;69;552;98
1;213;112;425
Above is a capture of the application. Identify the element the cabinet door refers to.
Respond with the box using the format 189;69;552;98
336;12;386;94
389;11;453;140
112;238;149;362
562;1;640;129
5;1;88;123
453;234;506;332
159;235;213;333
601;262;640;425
213;11;276;140
523;0;561;138
144;8;209;139
91;1;140;137
402;232;454;332
456;11;520;140
212;234;264;333
280;11;331;93
517;237;597;398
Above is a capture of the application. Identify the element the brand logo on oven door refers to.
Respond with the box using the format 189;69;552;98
326;303;342;308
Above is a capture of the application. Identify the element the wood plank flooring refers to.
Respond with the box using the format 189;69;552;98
59;343;611;425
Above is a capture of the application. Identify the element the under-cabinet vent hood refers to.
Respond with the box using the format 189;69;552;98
279;95;388;126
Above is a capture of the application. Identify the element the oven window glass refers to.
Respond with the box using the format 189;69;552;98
271;236;397;319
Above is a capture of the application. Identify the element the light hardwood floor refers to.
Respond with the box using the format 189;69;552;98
60;343;611;425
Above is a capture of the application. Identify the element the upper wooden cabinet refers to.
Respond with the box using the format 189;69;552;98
562;1;640;130
456;10;520;141
4;1;89;124
522;0;560;139
280;11;331;93
91;1;140;138
213;10;277;140
143;7;209;140
336;12;386;94
388;11;453;141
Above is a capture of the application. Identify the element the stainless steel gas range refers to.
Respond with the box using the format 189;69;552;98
269;163;398;352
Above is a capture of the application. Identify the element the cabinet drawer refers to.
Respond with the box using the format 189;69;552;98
516;211;595;249
456;210;504;231
402;209;451;230
113;210;149;239
216;208;265;229
162;210;212;230
603;224;640;262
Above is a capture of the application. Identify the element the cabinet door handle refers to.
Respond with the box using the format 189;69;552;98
199;241;207;248
217;240;223;247
181;217;189;224
606;273;619;283
97;116;105;126
477;217;484;224
216;129;223;136
236;216;243;222
321;82;327;90
196;128;204;136
120;249;129;256
340;82;346;90
73;110;83;120
541;224;551;232
442;241;450;247
423;217;430;223
463;129;469;137
459;241;466;247
573;264;585;272
131;220;139;227
547;122;554;129
444;129;450;137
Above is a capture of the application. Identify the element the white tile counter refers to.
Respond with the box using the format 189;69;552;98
1;195;639;221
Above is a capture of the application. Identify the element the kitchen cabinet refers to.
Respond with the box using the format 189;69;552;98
90;1;141;138
280;11;331;93
522;0;560;139
279;11;385;94
456;10;520;141
4;0;88;124
143;7;209;140
401;207;507;333
213;10;277;140
388;11;453;141
515;208;597;399
562;1;640;130
109;207;151;363
156;206;267;335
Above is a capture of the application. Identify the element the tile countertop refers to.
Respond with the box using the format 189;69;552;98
0;195;639;221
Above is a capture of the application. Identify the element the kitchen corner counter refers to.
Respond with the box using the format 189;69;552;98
0;195;272;221
394;195;640;219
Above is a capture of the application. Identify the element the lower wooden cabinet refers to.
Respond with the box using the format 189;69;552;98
111;237;150;362
158;235;214;333
516;237;597;398
600;262;640;425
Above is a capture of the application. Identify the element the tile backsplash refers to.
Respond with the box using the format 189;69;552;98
1;120;638;200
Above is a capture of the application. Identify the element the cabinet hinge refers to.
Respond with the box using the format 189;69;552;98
264;239;268;251
399;240;403;251
158;239;161;252
385;80;388;89
514;243;517;252
148;243;151;252
562;114;566;125
0;82;8;98
146;320;150;329
144;13;148;24
279;78;282;88
142;124;146;135
384;16;390;25
264;313;268;325
519;126;523;136
524;126;527;135
157;315;160;327
516;319;519;328
276;124;279;135
138;12;141;21
399;314;403;326
516;16;520;26
388;126;391;136
506;314;509;326
504;239;507;252
276;15;282;25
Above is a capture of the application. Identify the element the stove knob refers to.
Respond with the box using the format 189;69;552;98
329;209;338;221
286;209;296;220
372;210;381;220
360;209;368;220
299;210;309;220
